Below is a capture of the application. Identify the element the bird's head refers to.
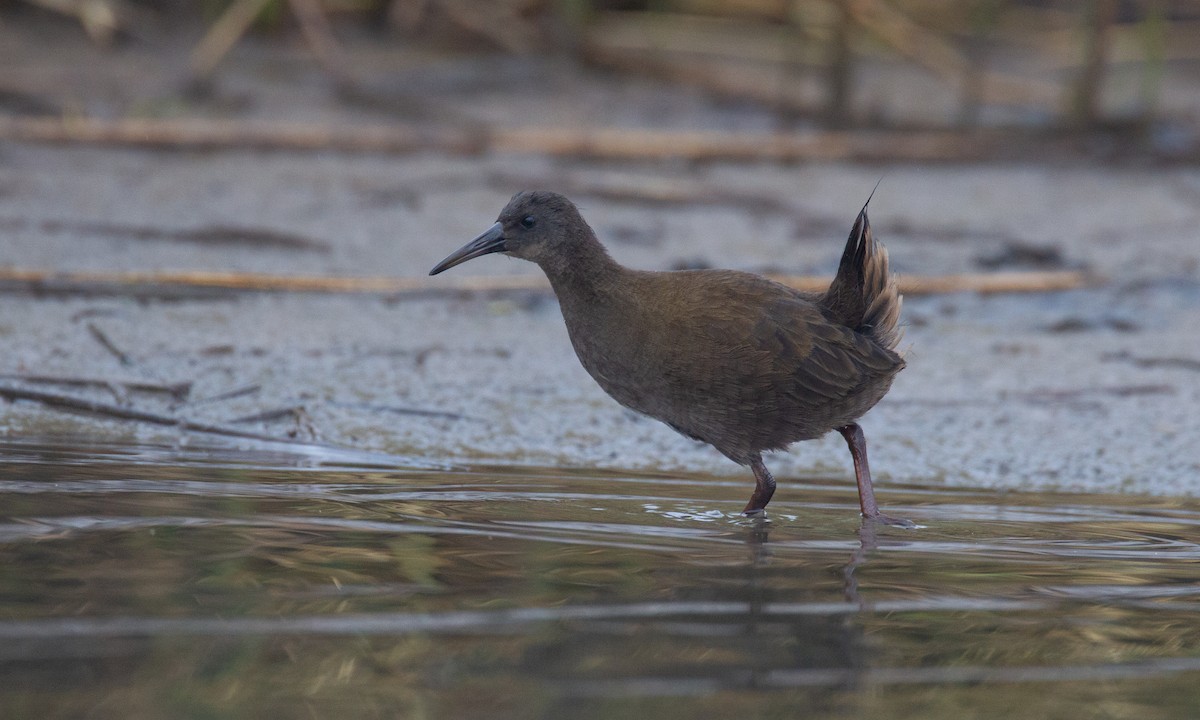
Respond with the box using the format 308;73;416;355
429;191;590;275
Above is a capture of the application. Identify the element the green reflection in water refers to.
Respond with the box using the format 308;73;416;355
0;440;1198;719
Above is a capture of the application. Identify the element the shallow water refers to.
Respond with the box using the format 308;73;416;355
1;439;1198;719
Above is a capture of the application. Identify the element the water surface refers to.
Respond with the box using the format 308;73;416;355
1;439;1198;719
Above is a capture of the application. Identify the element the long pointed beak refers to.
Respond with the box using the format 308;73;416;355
429;222;506;275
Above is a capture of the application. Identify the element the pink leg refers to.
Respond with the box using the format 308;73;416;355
837;423;913;527
742;455;776;515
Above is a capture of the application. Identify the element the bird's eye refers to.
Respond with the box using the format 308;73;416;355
520;215;536;229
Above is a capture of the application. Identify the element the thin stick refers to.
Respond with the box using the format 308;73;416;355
87;322;133;366
188;0;274;81
893;270;1094;295
0;116;484;155
0;116;1042;162
0;215;331;252
183;383;262;407
229;406;305;424
486;171;792;214
286;0;355;88
0;267;1097;297
0;374;192;400
328;400;472;422
0;384;294;443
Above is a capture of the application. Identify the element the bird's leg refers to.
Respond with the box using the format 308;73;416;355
837;423;912;527
837;423;880;517
742;455;776;515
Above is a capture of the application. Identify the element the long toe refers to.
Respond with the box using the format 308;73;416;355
865;512;917;529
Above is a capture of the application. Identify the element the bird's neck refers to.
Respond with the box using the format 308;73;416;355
538;234;625;305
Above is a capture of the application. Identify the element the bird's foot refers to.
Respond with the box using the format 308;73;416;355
863;512;917;529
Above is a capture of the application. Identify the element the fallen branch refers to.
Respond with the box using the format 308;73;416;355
489;126;1004;162
0;374;192;400
229;406;307;424
1010;384;1175;403
0;215;331;252
87;322;133;366
0;267;1098;297
0;115;1048;162
896;270;1094;295
486;171;792;214
1100;351;1200;372
328;400;474;422
183;383;262;407
0;116;485;155
228;404;321;441
0;383;294;443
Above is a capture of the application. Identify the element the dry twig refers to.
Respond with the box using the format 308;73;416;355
0;374;191;400
328;400;472;422
184;383;263;407
0;266;1096;297
0;116;1051;162
86;322;133;366
188;0;353;87
0;383;294;443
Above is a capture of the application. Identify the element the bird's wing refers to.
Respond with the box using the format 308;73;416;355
638;270;900;407
744;296;903;404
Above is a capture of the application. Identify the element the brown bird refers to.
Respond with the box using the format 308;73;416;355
430;191;908;525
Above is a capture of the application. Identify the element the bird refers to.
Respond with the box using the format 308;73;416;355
429;190;909;525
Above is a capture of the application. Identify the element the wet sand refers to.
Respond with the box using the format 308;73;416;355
1;19;1198;497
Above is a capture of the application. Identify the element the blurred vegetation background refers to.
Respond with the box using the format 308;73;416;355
2;1;1198;159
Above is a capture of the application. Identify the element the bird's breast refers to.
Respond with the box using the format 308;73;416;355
562;307;659;412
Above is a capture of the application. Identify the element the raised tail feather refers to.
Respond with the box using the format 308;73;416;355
821;191;903;351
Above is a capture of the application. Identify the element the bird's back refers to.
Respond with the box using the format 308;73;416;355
557;267;904;464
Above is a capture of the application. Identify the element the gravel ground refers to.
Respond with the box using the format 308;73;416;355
1;145;1198;496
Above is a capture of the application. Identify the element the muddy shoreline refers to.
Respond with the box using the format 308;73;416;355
2;16;1198;497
